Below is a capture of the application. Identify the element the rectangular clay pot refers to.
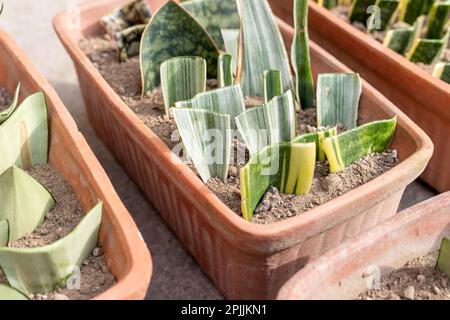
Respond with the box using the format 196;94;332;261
269;0;450;193
278;192;450;300
0;28;152;300
53;0;433;299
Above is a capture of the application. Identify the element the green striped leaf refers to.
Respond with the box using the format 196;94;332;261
236;0;293;97
180;0;240;49
292;0;315;108
218;53;234;88
172;108;232;183
0;92;48;174
323;118;397;173
317;73;362;130
236;89;296;156
426;1;450;39
367;0;400;31
292;127;338;161
0;220;8;247
140;1;219;94
0;166;55;244
175;84;245;129
0;83;20;125
383;16;423;55
116;24;146;62
318;0;338;9
349;0;376;23
263;69;283;103
240;142;316;221
100;0;152;35
0;284;28;300
399;0;433;24
433;62;450;83
0;202;102;295
437;238;450;278
221;29;239;75
160;56;207;114
406;38;446;64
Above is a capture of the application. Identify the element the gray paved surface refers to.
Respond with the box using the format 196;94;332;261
0;0;438;300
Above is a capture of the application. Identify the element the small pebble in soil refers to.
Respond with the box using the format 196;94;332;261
403;286;415;300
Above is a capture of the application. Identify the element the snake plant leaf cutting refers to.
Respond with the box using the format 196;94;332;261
175;84;245;129
161;56;207;114
367;0;400;32
0;166;55;244
116;24;146;62
292;0;315;108
236;89;296;156
0;202;103;295
140;1;220;94
236;0;293;97
0;83;20;125
0;92;48;174
100;0;151;36
292;127;338;161
318;0;338;9
172;108;232;183
433;62;450;83
218;53;234;88
426;1;450;39
240;142;316;221
323;118;397;173
383;16;424;54
406;38;447;64
399;0;434;24
0;284;28;300
0;220;8;247
263;69;283;103
349;0;376;23
221;29;239;74
180;0;240;49
317;73;362;130
437;237;450;278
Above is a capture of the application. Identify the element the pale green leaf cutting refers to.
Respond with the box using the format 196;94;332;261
317;73;362;130
0;220;8;247
236;89;296;156
161;56;207;114
0;284;28;300
240;142;316;221
437;237;450;278
180;0;240;49
0;83;20;125
323;118;397;173
0;202;103;295
218;53;234;88
292;0;315;107
0;92;48;174
172;108;232;183
140;1;220;94
221;29;239;74
175;84;245;129
292;127;338;161
236;0;293;97
263;70;283;103
0;166;55;244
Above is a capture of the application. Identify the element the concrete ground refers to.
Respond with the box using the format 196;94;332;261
0;0;438;300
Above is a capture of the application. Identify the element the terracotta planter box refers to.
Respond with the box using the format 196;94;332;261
0;28;152;300
54;0;432;299
278;192;450;300
270;0;450;193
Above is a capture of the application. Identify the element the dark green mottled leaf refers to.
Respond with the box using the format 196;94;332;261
426;1;450;39
140;1;220;94
100;0;152;35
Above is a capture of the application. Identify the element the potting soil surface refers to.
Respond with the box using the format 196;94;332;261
80;36;398;224
330;6;450;77
358;252;450;300
0;163;116;300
